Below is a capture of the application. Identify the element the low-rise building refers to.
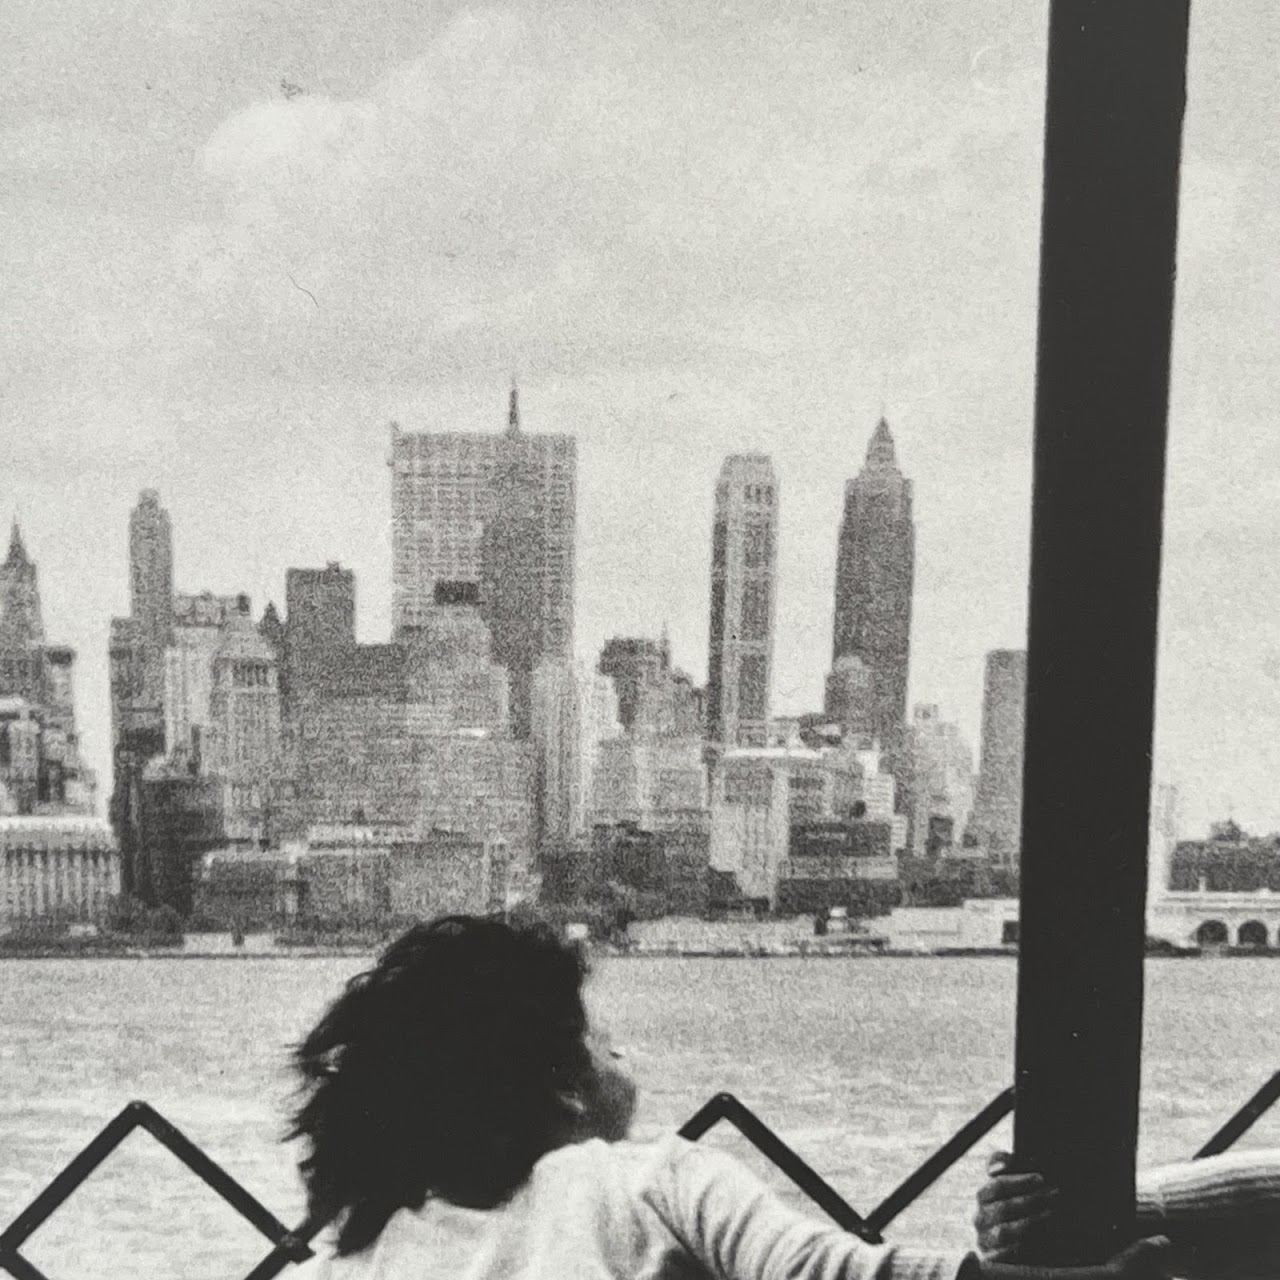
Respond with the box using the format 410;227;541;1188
0;816;120;929
882;898;1020;951
709;744;901;908
1168;821;1280;893
196;825;515;928
589;735;706;830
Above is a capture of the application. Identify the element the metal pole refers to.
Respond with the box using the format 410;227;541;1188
1013;0;1190;1265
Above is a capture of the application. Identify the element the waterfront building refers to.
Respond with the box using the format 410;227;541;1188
968;649;1027;868
705;455;779;749
588;821;711;917
0;527;96;816
197;828;513;929
292;700;535;875
530;659;621;852
709;746;857;907
883;898;1020;951
708;741;906;908
132;764;224;915
828;419;915;779
708;750;793;908
905;704;976;859
204;612;283;843
193;847;291;928
164;594;251;763
1146;886;1280;950
388;388;576;739
775;813;900;919
0;815;120;929
1167;820;1280;894
589;735;707;830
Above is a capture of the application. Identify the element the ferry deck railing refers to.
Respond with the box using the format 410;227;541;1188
3;1070;1276;1280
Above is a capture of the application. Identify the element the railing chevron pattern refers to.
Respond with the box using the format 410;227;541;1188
3;1070;1277;1280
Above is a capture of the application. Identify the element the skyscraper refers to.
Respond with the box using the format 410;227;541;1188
706;455;779;749
389;386;576;737
128;490;174;709
0;524;96;815
0;523;45;652
828;418;915;776
969;649;1027;867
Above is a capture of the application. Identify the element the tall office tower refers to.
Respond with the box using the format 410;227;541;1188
128;490;174;702
389;387;576;736
828;418;915;777
969;649;1028;868
705;455;779;749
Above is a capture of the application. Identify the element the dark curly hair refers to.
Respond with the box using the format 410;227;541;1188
289;915;594;1255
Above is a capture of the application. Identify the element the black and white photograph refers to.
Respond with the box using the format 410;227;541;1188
2;0;1279;1277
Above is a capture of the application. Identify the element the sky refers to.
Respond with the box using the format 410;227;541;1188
3;0;1279;839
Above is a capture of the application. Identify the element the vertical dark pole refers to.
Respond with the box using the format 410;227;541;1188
1013;0;1190;1265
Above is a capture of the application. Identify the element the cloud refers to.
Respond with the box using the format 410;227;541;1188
161;7;1049;387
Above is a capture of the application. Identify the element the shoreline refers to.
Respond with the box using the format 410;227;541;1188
0;939;1245;960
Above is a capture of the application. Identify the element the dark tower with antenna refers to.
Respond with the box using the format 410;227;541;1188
828;418;915;779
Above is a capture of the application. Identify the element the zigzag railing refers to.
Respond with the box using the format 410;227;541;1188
3;1070;1277;1279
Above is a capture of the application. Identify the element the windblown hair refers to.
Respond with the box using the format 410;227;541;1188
289;915;593;1256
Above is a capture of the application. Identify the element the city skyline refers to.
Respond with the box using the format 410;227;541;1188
5;1;1280;837
0;390;1254;843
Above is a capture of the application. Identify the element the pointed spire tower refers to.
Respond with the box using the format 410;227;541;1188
867;416;897;468
828;418;915;780
0;519;46;649
6;521;28;566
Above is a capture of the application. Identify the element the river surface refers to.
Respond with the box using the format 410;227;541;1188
1;956;1277;1278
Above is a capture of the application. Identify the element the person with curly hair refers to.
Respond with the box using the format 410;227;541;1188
288;915;1168;1280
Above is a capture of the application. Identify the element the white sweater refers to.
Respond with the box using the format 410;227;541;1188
292;1136;971;1280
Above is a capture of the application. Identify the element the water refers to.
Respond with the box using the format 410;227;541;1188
1;956;1277;1278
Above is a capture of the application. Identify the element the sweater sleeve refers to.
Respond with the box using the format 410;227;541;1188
640;1138;972;1280
1133;1150;1280;1280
